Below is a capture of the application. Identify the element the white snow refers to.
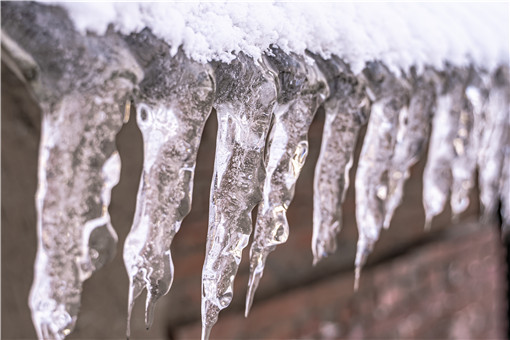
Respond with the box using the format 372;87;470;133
53;2;509;74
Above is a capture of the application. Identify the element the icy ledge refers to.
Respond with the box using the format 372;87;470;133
2;2;509;340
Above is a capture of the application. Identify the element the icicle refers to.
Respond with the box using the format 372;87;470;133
476;67;509;221
122;36;216;337
311;56;371;264
201;53;277;340
490;67;510;235
422;67;470;228
383;68;437;229
0;4;144;338
354;62;411;289
245;48;329;315
450;70;477;219
29;75;140;340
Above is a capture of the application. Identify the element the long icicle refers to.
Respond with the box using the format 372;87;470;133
354;62;411;289
311;56;371;264
0;3;144;339
245;47;329;315
122;32;216;337
201;53;277;340
383;68;437;229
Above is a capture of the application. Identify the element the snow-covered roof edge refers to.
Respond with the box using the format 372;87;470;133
54;2;509;74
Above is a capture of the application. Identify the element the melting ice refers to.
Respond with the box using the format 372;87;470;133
2;2;510;340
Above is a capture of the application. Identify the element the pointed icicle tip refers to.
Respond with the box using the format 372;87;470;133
201;323;213;340
145;293;157;331
245;290;254;318
354;265;361;292
424;216;432;232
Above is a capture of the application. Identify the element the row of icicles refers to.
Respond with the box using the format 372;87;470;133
126;49;510;340
29;44;510;340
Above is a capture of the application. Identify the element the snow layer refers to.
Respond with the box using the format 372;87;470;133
55;2;508;74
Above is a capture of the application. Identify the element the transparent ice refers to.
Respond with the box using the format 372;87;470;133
122;33;215;337
245;48;329;315
311;56;371;264
201;53;277;340
0;3;143;338
354;62;411;288
3;3;509;337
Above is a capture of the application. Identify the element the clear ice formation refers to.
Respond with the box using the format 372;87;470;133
122;31;215;337
245;48;329;315
422;68;471;228
1;3;142;339
3;3;510;338
383;69;437;229
311;56;371;264
201;53;277;340
354;62;411;288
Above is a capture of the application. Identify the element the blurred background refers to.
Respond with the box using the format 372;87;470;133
2;56;508;339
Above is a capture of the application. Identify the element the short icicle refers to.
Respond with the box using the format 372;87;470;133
476;66;509;222
201;53;277;340
245;47;329;316
354;62;411;289
449;68;478;219
311;56;371;265
383;68;437;229
422;67;471;228
122;32;216;337
493;67;510;235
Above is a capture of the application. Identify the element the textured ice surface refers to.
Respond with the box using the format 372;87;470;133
450;71;477;218
245;48;329;315
423;68;471;228
0;3;142;339
354;62;411;288
477;67;509;222
311;56;370;264
383;69;437;229
490;67;510;234
201;53;277;340
122;31;215;336
3;3;510;339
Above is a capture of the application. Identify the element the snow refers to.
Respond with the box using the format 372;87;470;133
55;2;509;74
